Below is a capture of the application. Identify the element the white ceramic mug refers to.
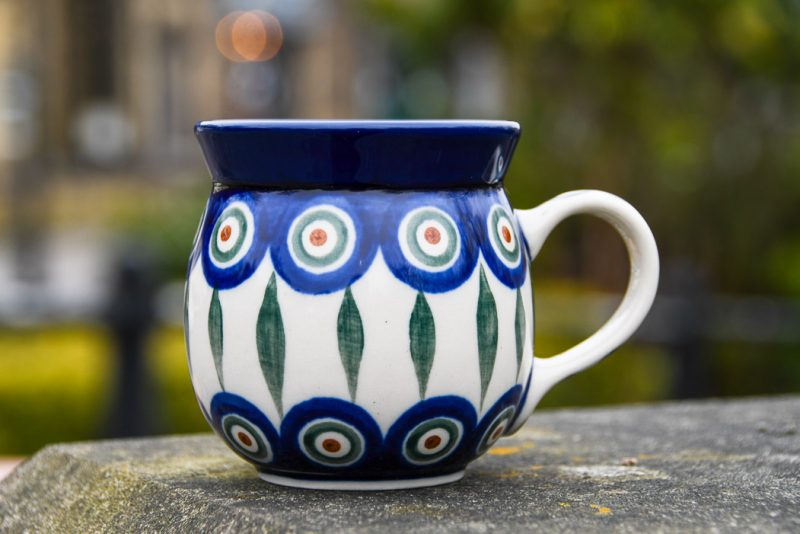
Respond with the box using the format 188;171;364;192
185;120;659;490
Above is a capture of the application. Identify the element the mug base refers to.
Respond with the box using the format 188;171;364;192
258;469;465;491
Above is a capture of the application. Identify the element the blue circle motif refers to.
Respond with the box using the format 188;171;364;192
459;189;527;289
381;192;479;293
195;188;528;294
508;367;533;432
472;385;523;456
210;392;280;466
385;395;478;469
270;192;379;294
280;397;382;471
199;191;275;290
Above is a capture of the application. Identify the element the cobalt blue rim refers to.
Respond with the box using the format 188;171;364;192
196;119;520;131
195;120;521;190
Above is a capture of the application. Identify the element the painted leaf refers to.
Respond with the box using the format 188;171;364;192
208;289;224;389
337;286;364;401
477;266;498;409
514;288;526;378
256;273;286;417
409;291;436;399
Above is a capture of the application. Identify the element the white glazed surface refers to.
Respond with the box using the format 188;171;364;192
185;187;657;489
509;190;660;431
187;251;534;431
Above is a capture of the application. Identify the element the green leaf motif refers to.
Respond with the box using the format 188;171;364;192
477;266;498;409
409;291;436;399
256;273;286;417
208;289;224;389
337;286;364;401
514;288;526;378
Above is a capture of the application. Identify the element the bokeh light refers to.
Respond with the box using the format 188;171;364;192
215;10;283;63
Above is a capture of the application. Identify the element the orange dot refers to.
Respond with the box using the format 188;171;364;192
424;435;442;450
424;227;441;244
501;226;512;243
491;425;505;441
220;225;232;242
322;438;341;453
309;228;328;246
237;431;253;447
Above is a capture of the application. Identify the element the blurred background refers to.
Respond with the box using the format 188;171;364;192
0;0;799;457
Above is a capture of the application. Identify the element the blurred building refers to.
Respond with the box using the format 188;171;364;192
0;0;374;173
0;0;367;321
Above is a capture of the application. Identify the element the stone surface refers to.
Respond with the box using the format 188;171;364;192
1;396;798;533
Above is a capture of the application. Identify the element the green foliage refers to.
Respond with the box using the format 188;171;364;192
535;340;674;409
363;0;800;295
0;327;111;454
0;326;207;455
109;180;210;280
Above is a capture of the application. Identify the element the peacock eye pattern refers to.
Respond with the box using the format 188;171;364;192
209;385;522;480
195;188;526;293
380;195;478;294
270;195;379;294
460;187;528;290
474;387;524;456
384;396;477;468
199;191;272;290
210;392;279;466
195;188;530;478
280;398;382;471
487;205;521;268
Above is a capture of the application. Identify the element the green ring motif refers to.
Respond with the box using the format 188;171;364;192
404;208;459;268
222;413;272;462
300;419;364;466
290;209;350;269
210;206;249;265
488;206;520;265
477;406;516;455
402;417;462;465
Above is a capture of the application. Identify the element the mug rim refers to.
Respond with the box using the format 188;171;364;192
196;119;520;134
195;119;521;190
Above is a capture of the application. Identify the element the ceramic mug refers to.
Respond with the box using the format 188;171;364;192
185;120;658;490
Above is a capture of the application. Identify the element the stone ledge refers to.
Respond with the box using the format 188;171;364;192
1;396;798;533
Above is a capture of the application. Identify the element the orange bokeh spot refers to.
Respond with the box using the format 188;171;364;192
232;12;268;61
215;10;283;62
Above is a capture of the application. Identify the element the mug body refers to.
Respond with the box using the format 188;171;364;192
186;120;531;489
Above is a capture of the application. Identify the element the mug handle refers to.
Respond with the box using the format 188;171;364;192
508;190;659;432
